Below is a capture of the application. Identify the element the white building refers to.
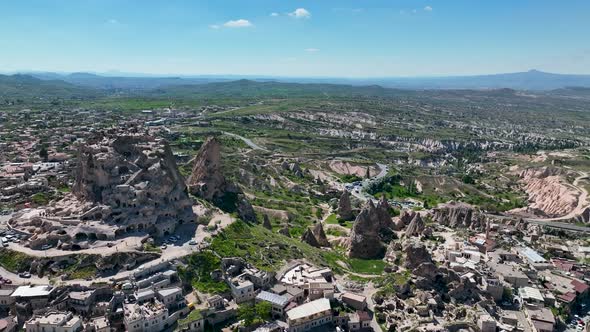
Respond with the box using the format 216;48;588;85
229;278;255;304
25;311;83;332
124;301;169;332
286;298;332;332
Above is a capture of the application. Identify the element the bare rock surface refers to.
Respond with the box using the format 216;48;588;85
348;197;394;259
301;228;320;247
338;191;354;220
187;137;256;222
513;167;579;217
405;213;425;237
312;223;330;247
432;202;484;230
12;133;195;250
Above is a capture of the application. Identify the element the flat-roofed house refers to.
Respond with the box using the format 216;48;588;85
286;298;332;332
256;291;289;319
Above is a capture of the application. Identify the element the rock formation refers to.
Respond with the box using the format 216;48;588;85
338;191;354;220
405;213;425;237
186;137;226;200
348;198;394;259
432;202;485;230
301;228;320;247
301;223;330;248
262;215;272;230
312;223;330;247
187;137;256;222
278;225;291;237
514;167;579;217
403;240;432;269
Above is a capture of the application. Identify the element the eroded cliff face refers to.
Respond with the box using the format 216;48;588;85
11;133;197;251
431;202;485;230
514;167;579;217
348;198;394;259
187;137;256;222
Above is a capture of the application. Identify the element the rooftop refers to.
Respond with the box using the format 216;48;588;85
520;247;546;264
286;298;331;321
11;285;54;298
256;291;289;307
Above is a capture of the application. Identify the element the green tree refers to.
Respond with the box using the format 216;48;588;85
255;302;272;321
238;304;257;327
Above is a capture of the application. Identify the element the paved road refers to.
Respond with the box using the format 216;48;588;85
347;163;389;202
487;213;590;233
222;131;268;151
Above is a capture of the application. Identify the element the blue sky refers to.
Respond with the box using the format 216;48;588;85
1;0;589;77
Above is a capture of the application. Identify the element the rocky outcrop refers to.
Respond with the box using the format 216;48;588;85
187;137;256;222
432;202;485;230
262;215;272;230
348;198;394;259
187;137;226;200
312;223;330;247
403;240;432;269
301;223;330;248
338;191;354;220
575;207;590;224
12;133;197;250
405;213;425;237
514;167;580;217
399;210;417;225
301;228;320;247
278;225;291;237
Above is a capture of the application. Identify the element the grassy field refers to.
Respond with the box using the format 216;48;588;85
348;258;388;275
178;251;230;294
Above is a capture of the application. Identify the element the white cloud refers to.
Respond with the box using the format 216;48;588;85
223;19;253;28
209;24;220;29
305;48;320;53
270;12;279;17
289;8;311;19
424;6;433;11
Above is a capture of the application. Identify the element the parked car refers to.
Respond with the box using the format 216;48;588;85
18;272;31;279
188;240;197;245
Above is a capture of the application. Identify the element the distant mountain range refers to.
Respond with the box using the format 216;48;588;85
14;69;590;91
3;69;590;102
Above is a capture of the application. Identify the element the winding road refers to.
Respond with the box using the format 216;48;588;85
222;131;268;151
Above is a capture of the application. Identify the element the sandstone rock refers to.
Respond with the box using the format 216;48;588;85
278;225;291;237
301;228;320;247
348;199;394;259
262;215;272;230
399;210;417;225
312;223;330;247
515;167;579;217
187;137;256;222
187;137;226;200
403;240;432;269
393;217;405;231
12;133;197;250
405;213;425;237
338;191;354;220
432;202;484;230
